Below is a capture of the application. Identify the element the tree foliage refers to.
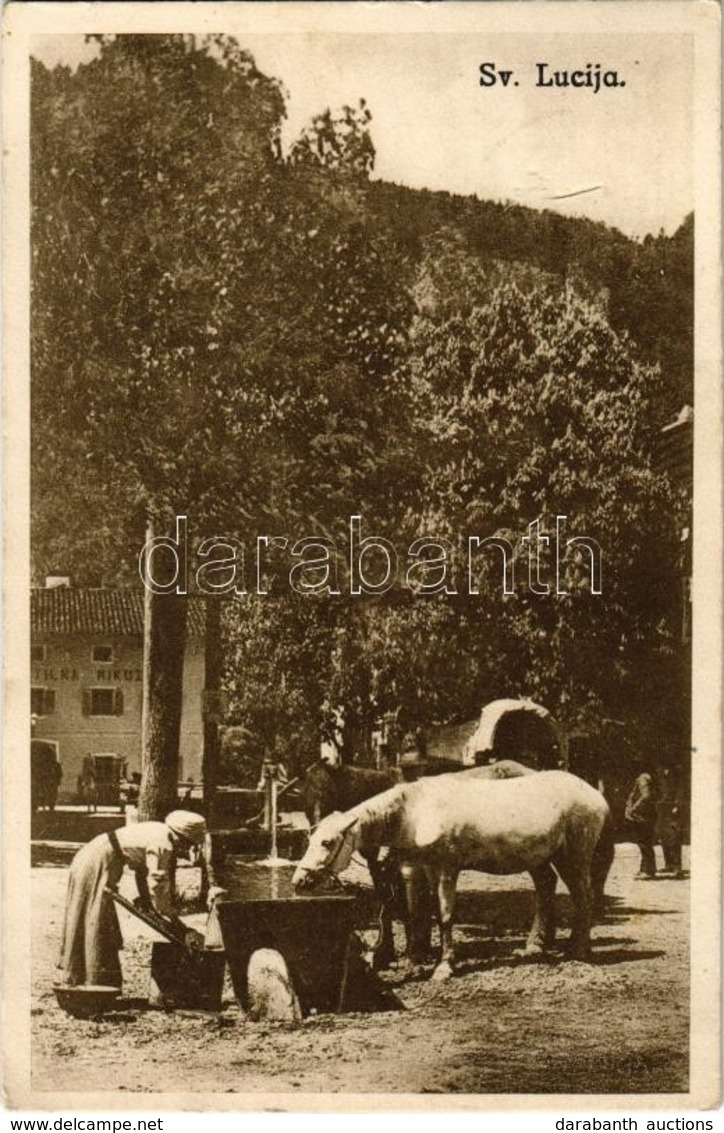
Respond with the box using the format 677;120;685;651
393;251;681;731
32;37;410;573
31;35;690;776
367;182;693;418
31;34;416;793
221;252;684;760
289;100;375;177
222;595;336;778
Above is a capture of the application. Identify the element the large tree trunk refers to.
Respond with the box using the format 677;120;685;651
139;520;189;821
202;596;223;817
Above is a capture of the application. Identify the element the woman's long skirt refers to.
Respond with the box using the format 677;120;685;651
59;835;124;987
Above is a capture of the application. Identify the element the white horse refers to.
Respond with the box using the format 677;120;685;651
293;770;612;980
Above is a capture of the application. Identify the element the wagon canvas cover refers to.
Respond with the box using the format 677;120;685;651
2;0;721;1116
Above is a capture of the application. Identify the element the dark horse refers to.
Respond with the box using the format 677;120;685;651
302;762;406;967
302;758;487;966
303;763;401;829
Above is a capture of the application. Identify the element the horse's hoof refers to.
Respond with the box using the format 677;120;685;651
430;961;454;982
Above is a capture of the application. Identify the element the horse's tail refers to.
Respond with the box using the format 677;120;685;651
591;804;615;918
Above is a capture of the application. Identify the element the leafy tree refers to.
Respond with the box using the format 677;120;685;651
397;250;682;737
365;182;693;422
264;241;683;754
33;35;292;815
608;214;694;418
222;594;336;779
31;35;413;807
32;36;690;790
222;245;686;766
289;100;375;176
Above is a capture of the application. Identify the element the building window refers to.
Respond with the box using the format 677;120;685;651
91;645;114;664
31;644;47;663
31;687;56;716
83;687;124;717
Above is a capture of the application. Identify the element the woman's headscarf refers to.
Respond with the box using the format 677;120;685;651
165;810;207;846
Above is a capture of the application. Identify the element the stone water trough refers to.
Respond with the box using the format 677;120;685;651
208;856;355;1019
206;860;397;1020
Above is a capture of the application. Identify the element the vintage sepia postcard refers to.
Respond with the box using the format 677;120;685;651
2;0;721;1115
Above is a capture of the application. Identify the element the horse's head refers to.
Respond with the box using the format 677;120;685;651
292;811;359;891
301;761;339;829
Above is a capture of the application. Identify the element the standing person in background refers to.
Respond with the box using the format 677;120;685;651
656;765;686;878
625;766;659;879
78;755;98;814
57;810;215;990
398;733;426;782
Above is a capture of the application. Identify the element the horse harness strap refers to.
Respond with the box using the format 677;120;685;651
321;826;355;879
107;828;125;868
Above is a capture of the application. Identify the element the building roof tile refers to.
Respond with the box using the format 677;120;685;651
31;588;206;638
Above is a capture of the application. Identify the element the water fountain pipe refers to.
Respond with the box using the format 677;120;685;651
262;770;272;832
241;777;300;830
269;775;279;861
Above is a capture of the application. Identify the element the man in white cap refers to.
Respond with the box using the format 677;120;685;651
58;810;216;990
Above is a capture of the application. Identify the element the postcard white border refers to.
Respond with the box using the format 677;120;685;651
3;0;721;1113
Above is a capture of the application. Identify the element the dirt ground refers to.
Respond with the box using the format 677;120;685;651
31;843;689;1098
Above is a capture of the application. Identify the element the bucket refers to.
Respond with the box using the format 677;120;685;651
148;943;226;1012
54;984;121;1018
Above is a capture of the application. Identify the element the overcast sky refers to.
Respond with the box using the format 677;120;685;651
32;31;693;240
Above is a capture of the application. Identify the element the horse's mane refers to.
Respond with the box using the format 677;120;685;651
342;780;415;848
